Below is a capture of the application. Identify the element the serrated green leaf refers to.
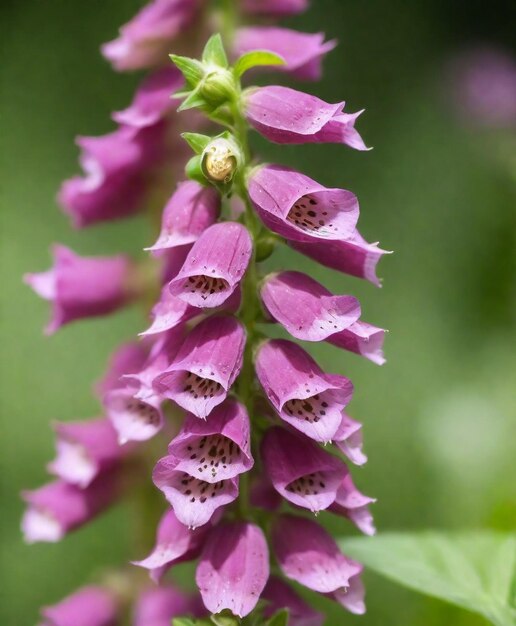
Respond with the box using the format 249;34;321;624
265;608;289;626
170;54;204;87
181;132;212;154
202;33;228;68
233;51;285;79
340;532;516;626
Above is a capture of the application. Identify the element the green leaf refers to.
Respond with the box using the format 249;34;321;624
202;33;228;68
340;532;516;626
185;155;208;186
172;619;196;626
265;608;289;626
170;54;204;87
177;88;207;112
181;132;212;154
233;51;285;79
210;609;240;626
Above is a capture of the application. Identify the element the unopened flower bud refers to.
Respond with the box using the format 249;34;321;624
202;137;241;184
200;67;236;107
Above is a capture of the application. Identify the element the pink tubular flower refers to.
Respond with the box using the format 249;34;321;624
112;67;183;128
168;222;252;308
147;181;221;252
334;414;367;466
330;565;366;614
234;27;336;81
48;418;122;488
24;245;135;334
261;271;385;364
248;165;359;243
153;315;246;419
262;577;324;626
96;341;149;399
166;399;254;481
140;284;199;336
58;124;165;227
153;456;239;529
134;585;197;626
329;473;376;536
39;586;118;626
243;0;308;17
133;508;208;582
245;86;368;149
261;427;348;513
289;230;389;286
255;339;353;442
101;0;200;72
196;522;269;617
272;514;361;594
21;474;119;543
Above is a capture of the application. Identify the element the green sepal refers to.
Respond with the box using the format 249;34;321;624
185;155;209;186
202;33;228;68
233;51;285;79
177;88;208;112
210;610;241;626
181;132;212;154
169;54;204;87
265;609;289;626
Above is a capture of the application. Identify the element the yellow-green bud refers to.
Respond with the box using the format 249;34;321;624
202;137;241;184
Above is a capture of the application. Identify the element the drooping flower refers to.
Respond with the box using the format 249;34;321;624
289;230;389;286
38;586;118;626
330;564;366;615
134;584;198;626
272;514;361;593
95;341;149;399
153;315;246;418
101;0;201;72
146;180;220;252
333;414;368;466
48;418;122;488
168;222;252;308
234;27;336;81
248;165;359;243
261;427;348;513
58;124;166;227
166;399;254;481
329;473;376;536
21;473;119;543
243;0;308;17
262;577;324;626
24;245;136;334
153;456;239;529
245;86;368;149
255;339;353;442
327;320;386;365
261;271;361;341
140;284;199;336
196;522;269;617
133;508;209;582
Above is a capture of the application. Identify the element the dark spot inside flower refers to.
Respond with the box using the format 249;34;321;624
181;274;230;301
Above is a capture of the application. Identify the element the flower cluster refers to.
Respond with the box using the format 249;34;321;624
24;1;388;624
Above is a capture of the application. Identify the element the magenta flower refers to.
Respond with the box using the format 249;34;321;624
134;586;198;626
327;320;386;365
234;27;336;81
330;473;376;536
24;245;135;334
272;514;361;594
196;522;269;617
153;456;239;529
168;222;252;308
261;271;361;341
112;67;183;128
39;586;118;626
262;427;348;513
141;284;198;336
147;181;221;252
243;0;308;16
166;399;254;481
289;230;389;286
21;474;118;543
133;508;209;581
95;341;149;399
334;414;367;466
331;565;366;614
255;339;353;442
48;418;122;488
101;0;200;71
248;165;359;243
262;577;324;626
245;86;368;149
58;125;165;227
153;315;246;418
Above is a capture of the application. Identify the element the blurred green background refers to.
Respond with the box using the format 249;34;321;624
1;1;515;625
